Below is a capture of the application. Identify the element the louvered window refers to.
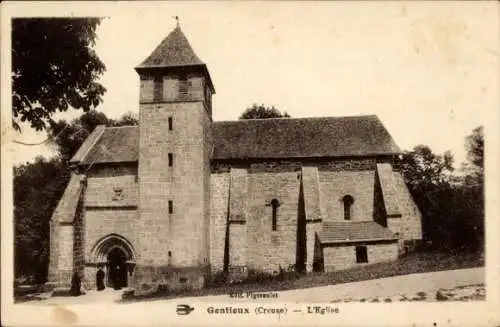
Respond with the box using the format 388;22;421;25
178;75;189;97
153;75;163;101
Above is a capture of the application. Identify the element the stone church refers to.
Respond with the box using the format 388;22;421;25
48;24;422;293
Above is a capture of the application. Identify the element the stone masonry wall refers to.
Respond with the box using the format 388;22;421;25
201;109;212;264
85;175;138;208
208;158;400;274
228;168;248;267
137;102;208;267
392;171;423;241
48;173;85;287
136;98;211;292
84;166;138;263
323;242;398;272
73;182;86;279
246;171;300;273
375;163;423;244
84;209;138;262
209;173;229;273
301;166;322;272
319;170;375;222
58;226;74;271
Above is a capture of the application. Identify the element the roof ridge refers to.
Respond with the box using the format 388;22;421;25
105;125;139;129
70;125;106;164
214;114;378;123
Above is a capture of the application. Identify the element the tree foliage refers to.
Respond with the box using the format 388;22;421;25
14;111;138;283
12;18;106;131
14;157;70;284
239;104;290;119
399;128;484;253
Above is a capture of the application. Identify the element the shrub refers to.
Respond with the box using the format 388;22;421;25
435;290;448;301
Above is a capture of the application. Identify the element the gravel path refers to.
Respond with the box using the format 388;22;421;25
30;267;484;305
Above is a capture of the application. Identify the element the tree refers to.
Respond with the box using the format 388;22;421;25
399;134;485;253
14;156;70;284
457;126;484;252
239;104;290;119
12;18;106;131
400;145;454;190
399;145;455;249
111;111;139;127
464;126;484;178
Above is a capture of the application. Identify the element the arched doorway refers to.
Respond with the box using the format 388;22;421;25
107;247;128;289
90;234;136;290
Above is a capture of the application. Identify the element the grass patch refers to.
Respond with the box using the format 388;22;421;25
122;250;484;303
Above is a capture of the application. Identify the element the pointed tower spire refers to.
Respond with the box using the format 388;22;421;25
135;22;214;93
136;22;204;68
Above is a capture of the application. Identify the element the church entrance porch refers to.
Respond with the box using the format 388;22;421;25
87;234;136;291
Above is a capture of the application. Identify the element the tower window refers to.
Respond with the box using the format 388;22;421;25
168;117;173;131
269;198;280;231
356;246;368;263
153;75;163;101
168;200;173;214
342;195;354;220
178;74;189;96
168;153;173;167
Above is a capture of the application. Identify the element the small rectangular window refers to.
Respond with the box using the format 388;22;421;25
356;246;368;263
168;200;173;214
168;117;173;131
270;199;280;231
168;153;173;167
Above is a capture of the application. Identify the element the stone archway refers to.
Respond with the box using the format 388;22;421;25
90;234;136;289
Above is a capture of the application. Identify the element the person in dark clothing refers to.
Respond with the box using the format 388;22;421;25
96;268;105;291
70;272;81;296
113;265;121;290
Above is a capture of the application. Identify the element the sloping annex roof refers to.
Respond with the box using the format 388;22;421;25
318;221;398;244
71;115;401;165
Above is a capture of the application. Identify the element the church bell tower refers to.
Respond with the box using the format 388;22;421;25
133;22;215;293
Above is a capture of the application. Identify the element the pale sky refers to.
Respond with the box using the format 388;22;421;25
4;1;498;167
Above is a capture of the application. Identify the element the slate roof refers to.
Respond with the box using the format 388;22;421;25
52;174;85;223
212;115;401;159
318;221;398;244
79;126;139;165
136;25;204;69
71;115;401;165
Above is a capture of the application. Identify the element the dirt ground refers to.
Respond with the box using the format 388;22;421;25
26;267;484;305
